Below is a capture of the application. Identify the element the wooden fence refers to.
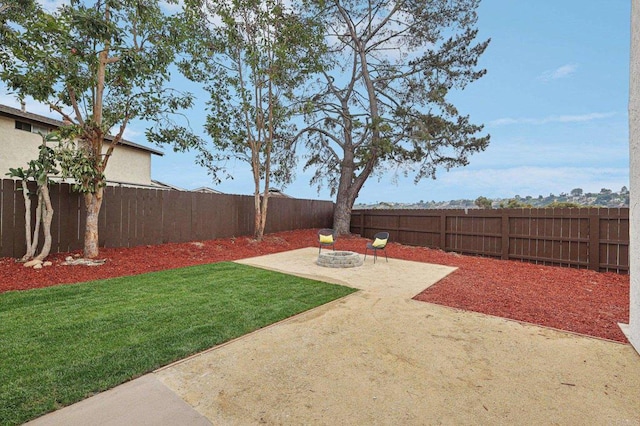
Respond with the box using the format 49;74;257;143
351;208;629;273
0;179;334;258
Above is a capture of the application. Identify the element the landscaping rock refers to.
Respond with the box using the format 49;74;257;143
62;258;107;266
24;259;42;268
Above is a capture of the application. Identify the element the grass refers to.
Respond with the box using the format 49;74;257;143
0;262;356;425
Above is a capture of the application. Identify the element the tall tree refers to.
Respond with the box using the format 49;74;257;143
0;0;193;258
298;0;491;234
177;0;323;240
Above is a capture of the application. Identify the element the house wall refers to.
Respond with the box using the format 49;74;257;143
0;113;47;175
103;144;152;186
627;0;639;354
0;114;153;186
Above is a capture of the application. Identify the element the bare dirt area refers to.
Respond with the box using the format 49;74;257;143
0;228;629;343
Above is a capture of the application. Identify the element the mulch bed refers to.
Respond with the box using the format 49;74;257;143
0;229;629;343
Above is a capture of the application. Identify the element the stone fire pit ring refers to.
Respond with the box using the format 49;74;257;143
317;251;363;268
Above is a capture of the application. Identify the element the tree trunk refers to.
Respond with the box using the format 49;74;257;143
254;191;263;241
257;191;269;241
83;187;104;259
333;157;361;235
19;180;35;262
332;140;374;235
34;184;54;261
333;193;353;235
31;187;42;257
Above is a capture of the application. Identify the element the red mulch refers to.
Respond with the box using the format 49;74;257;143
0;229;629;343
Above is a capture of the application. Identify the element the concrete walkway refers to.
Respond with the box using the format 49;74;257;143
28;248;640;425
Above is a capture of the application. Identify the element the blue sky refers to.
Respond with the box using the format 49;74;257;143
1;0;632;204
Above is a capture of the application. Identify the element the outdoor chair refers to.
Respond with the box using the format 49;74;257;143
318;228;337;253
364;232;389;263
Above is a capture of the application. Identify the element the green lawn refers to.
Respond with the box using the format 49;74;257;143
0;262;356;425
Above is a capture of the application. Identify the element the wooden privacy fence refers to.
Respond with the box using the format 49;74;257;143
0;179;334;258
351;208;629;273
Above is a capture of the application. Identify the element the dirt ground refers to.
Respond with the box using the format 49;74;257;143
153;248;640;425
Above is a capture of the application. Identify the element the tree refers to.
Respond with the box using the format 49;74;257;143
475;196;492;209
0;0;193;258
546;201;582;208
499;198;532;209
178;0;323;240
297;0;490;234
570;188;583;197
6;133;59;264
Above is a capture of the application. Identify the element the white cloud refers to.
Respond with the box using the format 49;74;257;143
489;112;616;127
433;166;628;200
350;164;629;204
538;63;578;82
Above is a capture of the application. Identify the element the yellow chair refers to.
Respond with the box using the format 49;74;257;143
364;232;389;263
318;229;337;253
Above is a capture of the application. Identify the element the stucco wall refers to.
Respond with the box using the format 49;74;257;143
0;114;152;186
0;114;46;174
628;0;639;352
102;143;152;186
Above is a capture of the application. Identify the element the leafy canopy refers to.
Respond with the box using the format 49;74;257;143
300;0;491;195
174;0;325;186
0;0;194;191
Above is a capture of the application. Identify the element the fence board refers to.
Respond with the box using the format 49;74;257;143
351;208;629;274
49;182;63;253
1;180;17;257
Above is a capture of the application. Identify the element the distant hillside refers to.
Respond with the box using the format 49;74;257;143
354;187;630;210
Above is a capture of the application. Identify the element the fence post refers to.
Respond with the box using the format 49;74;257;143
439;211;446;250
501;210;510;260
589;212;600;271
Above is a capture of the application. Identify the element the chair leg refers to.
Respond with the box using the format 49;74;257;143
373;249;377;263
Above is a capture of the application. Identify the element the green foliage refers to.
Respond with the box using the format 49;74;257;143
474;196;492;209
1;0;196;256
175;0;325;187
294;0;490;234
55;138;106;193
0;262;356;425
499;198;533;208
300;0;490;192
0;0;194;194
546;201;583;208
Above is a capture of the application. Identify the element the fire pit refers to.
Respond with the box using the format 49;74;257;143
317;251;363;268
